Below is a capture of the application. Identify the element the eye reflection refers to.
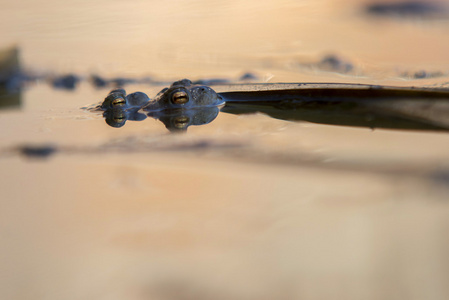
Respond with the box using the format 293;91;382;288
173;116;190;129
113;115;126;122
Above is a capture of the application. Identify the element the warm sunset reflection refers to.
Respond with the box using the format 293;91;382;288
1;1;449;300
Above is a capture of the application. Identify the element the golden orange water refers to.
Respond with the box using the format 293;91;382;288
1;1;449;299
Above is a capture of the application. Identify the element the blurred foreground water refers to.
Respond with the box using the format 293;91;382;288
1;1;449;300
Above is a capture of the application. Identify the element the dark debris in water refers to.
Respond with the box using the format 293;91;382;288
430;170;449;187
52;74;80;90
110;77;139;88
192;78;230;85
90;74;108;88
293;53;449;79
7;137;245;159
239;72;259;81
401;70;445;79
90;75;150;89
18;145;57;159
318;55;354;73
293;54;356;75
365;1;448;18
98;136;245;153
0;46;153;92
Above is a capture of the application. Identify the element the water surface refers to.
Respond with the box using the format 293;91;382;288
1;1;449;300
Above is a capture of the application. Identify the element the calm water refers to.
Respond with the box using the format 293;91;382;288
1;1;449;300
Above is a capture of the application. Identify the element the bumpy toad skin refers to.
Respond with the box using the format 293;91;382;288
143;79;224;111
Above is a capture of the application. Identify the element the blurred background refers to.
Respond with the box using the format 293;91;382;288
1;1;449;300
2;0;449;81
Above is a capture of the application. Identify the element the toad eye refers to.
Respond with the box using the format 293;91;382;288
111;96;126;106
171;91;189;104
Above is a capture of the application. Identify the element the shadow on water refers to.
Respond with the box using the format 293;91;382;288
98;81;449;133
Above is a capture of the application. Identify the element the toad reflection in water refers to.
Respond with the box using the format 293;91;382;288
147;107;220;132
96;79;449;132
103;107;147;128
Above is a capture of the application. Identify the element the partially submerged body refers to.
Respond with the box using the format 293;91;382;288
94;79;449;131
101;79;224;111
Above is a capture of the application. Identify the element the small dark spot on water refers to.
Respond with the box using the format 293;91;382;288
414;70;428;79
430;170;449;186
52;74;79;90
400;70;445;79
110;77;137;88
19;145;57;158
413;70;444;79
318;55;354;73
91;74;108;88
193;78;230;85
239;72;258;81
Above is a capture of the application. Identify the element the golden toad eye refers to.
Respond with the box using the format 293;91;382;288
171;91;189;104
112;96;126;106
